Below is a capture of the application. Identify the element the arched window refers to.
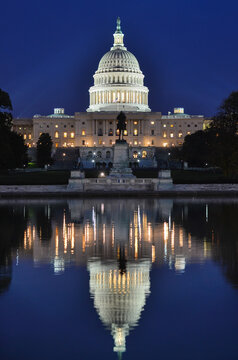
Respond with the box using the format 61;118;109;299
88;151;93;158
97;151;102;158
108;129;113;136
142;150;147;158
133;151;138;159
106;151;111;159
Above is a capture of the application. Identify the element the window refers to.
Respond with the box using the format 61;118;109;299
23;134;27;140
55;131;59;138
133;129;138;136
134;121;138;125
134;140;138;145
151;140;154;145
99;139;102;145
108;129;113;136
64;132;67;138
187;124;190;127
133;151;138;159
71;125;74;128
98;129;103;136
151;130;154;136
28;134;32;140
116;129;120;136
82;130;85;136
178;132;183;138
97;151;102;158
170;133;174;138
187;131;191;135
195;124;197;127
124;130;128;136
106;151;111;159
64;125;66;128
55;143;59;148
82;122;85;125
55;124;58;128
163;142;168;147
151;121;154;125
163;132;167;138
142;150;147;158
163;124;166;128
70;132;75;138
47;125;49;128
109;140;112;145
170;124;174;128
82;140;85;145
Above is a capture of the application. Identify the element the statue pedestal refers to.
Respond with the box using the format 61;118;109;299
157;170;173;190
109;140;135;178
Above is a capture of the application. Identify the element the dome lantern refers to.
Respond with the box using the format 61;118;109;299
112;17;125;49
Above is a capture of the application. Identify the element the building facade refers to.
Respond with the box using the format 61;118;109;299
12;18;205;164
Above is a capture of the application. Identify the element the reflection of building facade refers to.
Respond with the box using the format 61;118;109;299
21;199;212;273
88;259;151;356
13;18;204;163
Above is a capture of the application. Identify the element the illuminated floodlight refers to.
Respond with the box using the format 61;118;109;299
99;172;105;177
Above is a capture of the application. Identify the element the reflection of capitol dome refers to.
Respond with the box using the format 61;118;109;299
88;258;151;356
87;18;150;112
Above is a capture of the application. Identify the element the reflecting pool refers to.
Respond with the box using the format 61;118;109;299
0;198;238;359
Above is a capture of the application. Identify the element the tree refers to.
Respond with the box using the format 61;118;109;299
176;91;238;176
181;130;215;167
37;133;53;167
0;89;28;169
209;91;238;176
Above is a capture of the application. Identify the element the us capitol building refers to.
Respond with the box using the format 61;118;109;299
13;18;205;165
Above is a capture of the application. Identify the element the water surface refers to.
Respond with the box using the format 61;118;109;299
0;198;238;360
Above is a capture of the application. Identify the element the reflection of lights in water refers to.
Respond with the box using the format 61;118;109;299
101;203;104;214
16;249;19;266
206;204;208;222
92;207;96;242
171;223;175;253
175;255;186;273
138;206;141;241
179;228;183;248
148;223;151;242
53;256;65;274
88;259;151;356
188;233;192;249
55;227;59;256
164;222;168;257
103;224;106;245
152;245;155;263
71;223;75;254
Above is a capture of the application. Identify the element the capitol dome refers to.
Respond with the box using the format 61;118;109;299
87;18;150;112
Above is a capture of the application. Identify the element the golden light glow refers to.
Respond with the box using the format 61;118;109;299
152;245;155;263
70;132;75;138
55;131;59;138
82;130;86;136
63;132;67;138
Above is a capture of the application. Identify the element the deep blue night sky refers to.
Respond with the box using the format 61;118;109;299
2;0;238;118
